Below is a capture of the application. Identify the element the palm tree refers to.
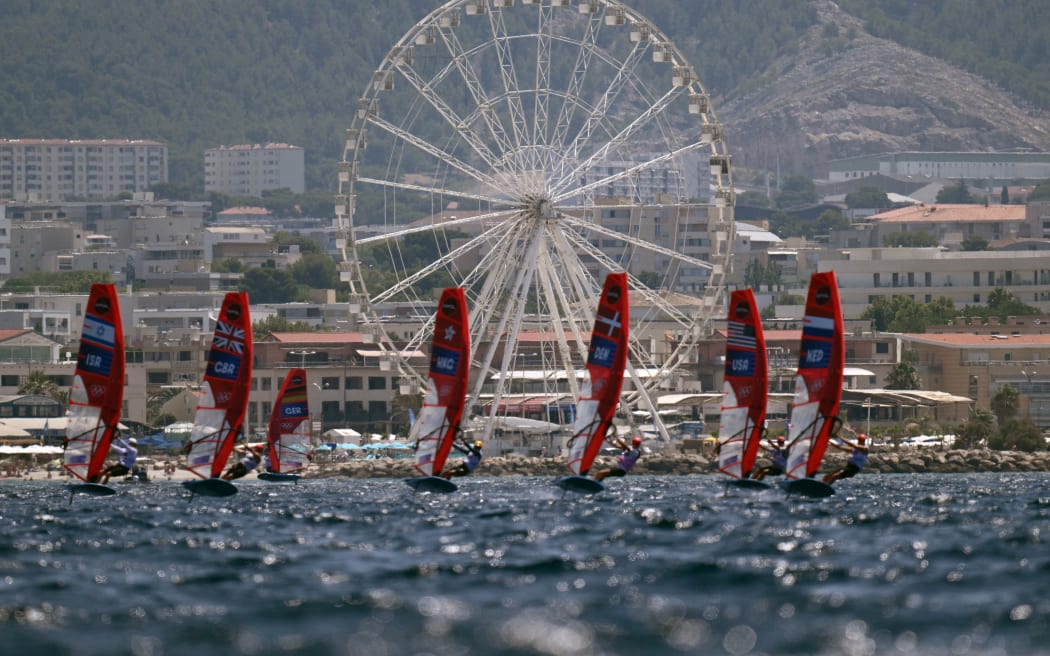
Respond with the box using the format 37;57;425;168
955;408;996;449
17;370;62;401
885;362;921;390
990;384;1020;427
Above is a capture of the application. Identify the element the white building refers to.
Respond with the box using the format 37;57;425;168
0;205;9;276
829;152;1050;183
204;143;305;196
818;247;1050;318
0;139;168;202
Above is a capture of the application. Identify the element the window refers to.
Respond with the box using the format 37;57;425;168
368;376;386;390
369;401;387;419
346;376;362;390
321;376;340;390
261;378;272;391
876;343;889;354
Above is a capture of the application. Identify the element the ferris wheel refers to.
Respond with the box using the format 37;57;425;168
335;0;735;440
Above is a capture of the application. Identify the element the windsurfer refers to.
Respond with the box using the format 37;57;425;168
593;436;642;482
440;439;483;479
222;444;263;481
752;436;788;481
96;436;138;484
823;433;869;484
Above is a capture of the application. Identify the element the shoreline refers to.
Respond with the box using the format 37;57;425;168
9;448;1049;484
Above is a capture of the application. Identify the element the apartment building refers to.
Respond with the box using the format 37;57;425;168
204;143;305;196
819;247;1050;317
0;139;167;202
0;205;9;277
900;332;1050;427
829;151;1050;183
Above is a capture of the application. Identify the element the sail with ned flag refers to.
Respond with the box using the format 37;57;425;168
784;272;845;485
565;272;630;479
184;292;253;485
407;288;471;487
63;283;125;487
718;289;768;481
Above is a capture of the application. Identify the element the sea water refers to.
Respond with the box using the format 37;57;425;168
2;473;1049;656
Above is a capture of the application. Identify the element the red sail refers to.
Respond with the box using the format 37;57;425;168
267;368;311;474
785;272;845;479
718;289;768;478
185;292;254;479
411;288;471;476
567;272;630;476
63;284;125;482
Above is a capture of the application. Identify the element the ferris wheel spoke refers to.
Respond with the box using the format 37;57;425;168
434;25;516;161
551;85;686;197
557;227;692;326
549;10;604;162
469;229;547;431
531;2;552;158
394;61;502;170
487;5;531;156
550;42;647;185
355;176;511;208
368;114;499;189
559;213;715;273
364;217;519;304
356;208;516;246
554;140;703;204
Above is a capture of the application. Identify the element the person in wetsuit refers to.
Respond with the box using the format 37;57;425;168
594;436;643;482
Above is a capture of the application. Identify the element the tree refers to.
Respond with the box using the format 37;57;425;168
252;314;316;336
774;175;819;209
1028;180;1050;202
812;209;849;237
737;190;772;208
18;370;62;401
882;231;937;247
212;258;244;273
4;271;113;294
954;409;996;449
936;180;977;204
990;384;1020;427
272;231;321;254
844;186;891;210
289;252;339;290
885;361;921;389
988;418;1043;452
959;235;989;251
238;268;301;303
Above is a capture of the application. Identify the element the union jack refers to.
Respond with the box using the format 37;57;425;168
213;321;245;354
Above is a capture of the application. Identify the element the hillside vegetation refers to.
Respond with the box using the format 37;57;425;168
0;0;1047;192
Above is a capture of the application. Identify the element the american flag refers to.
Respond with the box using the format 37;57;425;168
727;320;756;349
213;321;245;354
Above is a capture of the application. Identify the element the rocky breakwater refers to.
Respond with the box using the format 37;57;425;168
309;448;1050;480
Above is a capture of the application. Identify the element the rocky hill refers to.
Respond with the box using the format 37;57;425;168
719;0;1050;175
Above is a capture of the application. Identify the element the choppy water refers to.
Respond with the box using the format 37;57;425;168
2;473;1050;656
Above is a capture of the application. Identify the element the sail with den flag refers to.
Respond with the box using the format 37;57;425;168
557;272;630;495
